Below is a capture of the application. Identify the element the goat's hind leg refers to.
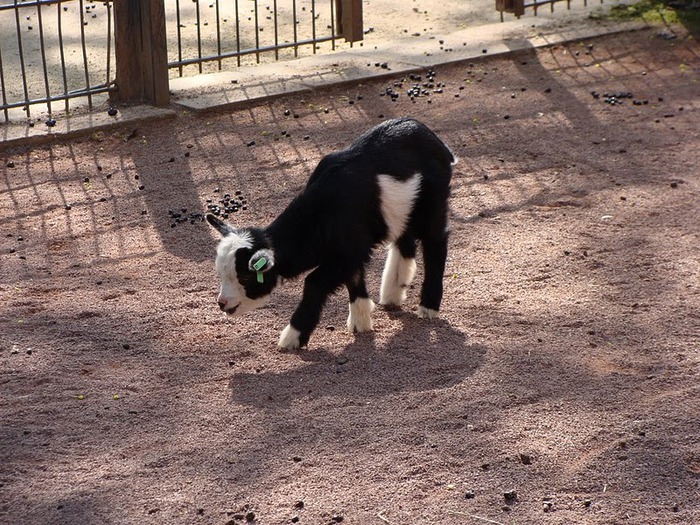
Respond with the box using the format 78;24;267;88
346;267;375;333
417;231;448;319
380;235;417;308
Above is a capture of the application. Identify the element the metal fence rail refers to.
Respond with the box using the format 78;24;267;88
0;0;361;123
497;0;604;19
166;0;347;77
0;0;115;124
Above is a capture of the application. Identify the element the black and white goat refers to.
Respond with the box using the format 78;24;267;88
206;117;455;349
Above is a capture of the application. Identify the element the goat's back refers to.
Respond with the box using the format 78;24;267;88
309;117;455;187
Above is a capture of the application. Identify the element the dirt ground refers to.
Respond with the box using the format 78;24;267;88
1;25;699;525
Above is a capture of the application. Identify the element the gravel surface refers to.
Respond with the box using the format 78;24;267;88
1;25;699;525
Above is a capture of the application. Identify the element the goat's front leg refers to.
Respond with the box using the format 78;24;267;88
418;232;448;319
279;264;346;350
346;267;375;333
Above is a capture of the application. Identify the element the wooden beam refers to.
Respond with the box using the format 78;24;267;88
336;0;363;43
113;0;144;102
495;0;525;17
113;0;170;106
145;0;170;106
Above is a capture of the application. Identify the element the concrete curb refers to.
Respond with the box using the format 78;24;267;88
0;106;177;152
169;19;648;112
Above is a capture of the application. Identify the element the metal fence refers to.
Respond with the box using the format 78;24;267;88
497;0;605;19
0;0;614;125
0;0;360;123
0;0;115;124
167;0;350;77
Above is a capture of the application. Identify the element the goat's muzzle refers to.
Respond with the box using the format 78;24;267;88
219;302;239;315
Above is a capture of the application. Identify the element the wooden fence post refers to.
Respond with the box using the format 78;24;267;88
495;0;525;17
113;0;169;106
336;0;363;43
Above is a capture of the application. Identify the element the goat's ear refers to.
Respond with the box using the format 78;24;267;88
249;249;275;274
206;213;235;237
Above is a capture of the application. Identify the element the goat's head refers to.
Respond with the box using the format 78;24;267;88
206;214;278;316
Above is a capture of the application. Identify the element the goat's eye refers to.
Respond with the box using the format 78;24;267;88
238;270;257;284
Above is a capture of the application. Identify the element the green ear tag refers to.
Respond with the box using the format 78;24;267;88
252;257;267;283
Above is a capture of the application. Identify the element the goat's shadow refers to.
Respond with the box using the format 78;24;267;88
228;308;486;407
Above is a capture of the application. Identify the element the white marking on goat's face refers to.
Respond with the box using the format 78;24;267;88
214;231;272;316
377;173;421;242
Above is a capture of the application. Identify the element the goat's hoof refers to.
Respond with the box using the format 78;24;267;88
417;305;439;319
378;293;407;308
378;302;402;312
347;321;374;334
347;298;375;333
278;324;302;350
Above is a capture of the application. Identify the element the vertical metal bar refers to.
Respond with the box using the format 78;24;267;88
106;0;113;87
78;0;93;109
0;38;8;123
176;0;183;76
196;0;202;73
273;0;278;60
312;0;317;53
330;0;335;50
216;0;222;70
57;0;70;113
36;1;53;117
235;0;241;66
13;0;31;118
292;0;298;57
254;0;260;63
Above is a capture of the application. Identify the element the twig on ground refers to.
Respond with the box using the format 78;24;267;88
377;510;395;524
448;510;506;525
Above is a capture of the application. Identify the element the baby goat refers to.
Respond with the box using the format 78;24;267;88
207;117;455;350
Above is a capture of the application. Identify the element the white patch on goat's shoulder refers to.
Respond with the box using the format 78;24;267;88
377;173;421;242
347;297;375;333
380;244;416;306
279;324;302;349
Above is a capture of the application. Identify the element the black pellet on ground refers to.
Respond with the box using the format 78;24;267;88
504;489;518;503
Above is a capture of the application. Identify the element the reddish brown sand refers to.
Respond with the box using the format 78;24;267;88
1;27;699;525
